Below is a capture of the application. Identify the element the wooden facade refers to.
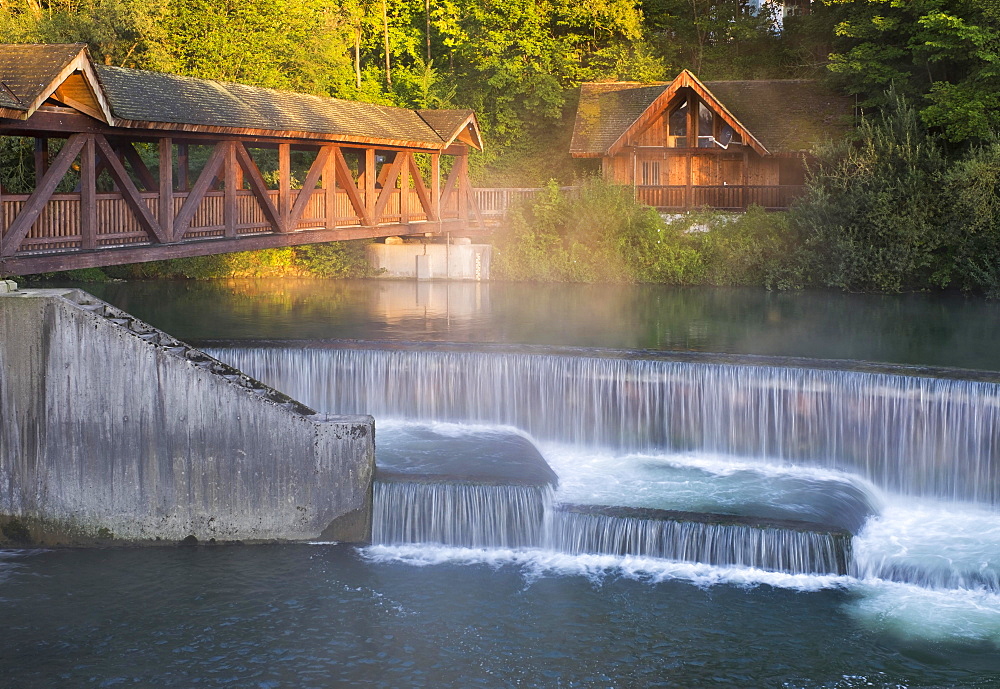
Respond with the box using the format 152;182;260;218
571;71;852;212
0;44;484;276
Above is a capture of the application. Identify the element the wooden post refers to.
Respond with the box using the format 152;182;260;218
159;138;173;240
80;135;97;250
364;148;376;223
742;150;749;210
685;155;692;211
278;143;291;232
224;141;238;237
687;96;697;150
324;146;337;228
456;149;468;221
430;152;440;222
177;143;189;191
33;137;48;186
399;153;409;226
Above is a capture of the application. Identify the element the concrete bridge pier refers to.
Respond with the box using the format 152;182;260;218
0;286;374;545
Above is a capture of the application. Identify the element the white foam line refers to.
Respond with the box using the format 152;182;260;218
377;418;533;439
360;544;854;592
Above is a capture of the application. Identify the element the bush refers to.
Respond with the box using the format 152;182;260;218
790;90;949;292
493;178;800;287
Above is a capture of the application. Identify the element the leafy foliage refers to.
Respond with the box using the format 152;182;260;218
493;179;799;287
825;0;1000;143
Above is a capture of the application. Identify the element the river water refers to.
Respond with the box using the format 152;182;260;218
3;279;1000;688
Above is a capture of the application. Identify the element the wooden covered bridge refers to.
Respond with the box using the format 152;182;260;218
0;44;484;276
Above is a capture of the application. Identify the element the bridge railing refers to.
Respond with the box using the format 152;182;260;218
2;186;442;254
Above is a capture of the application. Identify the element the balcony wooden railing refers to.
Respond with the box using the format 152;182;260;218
636;185;806;211
473;184;805;222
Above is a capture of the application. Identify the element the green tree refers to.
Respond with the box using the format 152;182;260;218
826;0;1000;143
792;90;949;292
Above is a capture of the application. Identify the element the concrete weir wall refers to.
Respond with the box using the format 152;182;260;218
367;240;492;280
0;287;374;545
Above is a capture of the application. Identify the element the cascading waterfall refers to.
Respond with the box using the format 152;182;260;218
372;478;553;549
547;508;851;575
211;344;1000;505
370;478;850;575
206;343;1000;587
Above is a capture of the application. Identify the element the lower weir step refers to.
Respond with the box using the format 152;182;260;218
549;504;852;575
371;477;853;575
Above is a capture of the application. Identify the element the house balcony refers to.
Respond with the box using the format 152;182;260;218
635;184;806;212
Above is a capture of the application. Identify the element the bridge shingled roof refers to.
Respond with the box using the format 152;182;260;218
570;77;853;156
0;43;481;150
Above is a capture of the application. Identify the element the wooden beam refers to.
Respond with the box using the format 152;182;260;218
53;86;107;123
0;219;471;274
363;148;376;218
399;152;410;225
2;134;87;257
287;146;332;230
372;153;404;222
430;153;440;222
80;135;97;250
158;138;173;239
0;110;449;152
177;143;189;191
334;147;372;226
33;137;48;186
465;174;485;229
323;147;336;228
456;153;468;221
172;142;226;240
224;141;238;237
93;135;169;244
234;142;283;233
278;143;291;231
408;153;435;221
119;141;157;192
440;158;461;217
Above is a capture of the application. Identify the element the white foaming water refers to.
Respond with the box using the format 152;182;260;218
853;496;1000;591
540;444;881;534
845;580;1000;646
377;418;530;439
361;544;853;592
363;543;1000;645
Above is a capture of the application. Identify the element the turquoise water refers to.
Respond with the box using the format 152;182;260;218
77;278;1000;370
4;278;1000;688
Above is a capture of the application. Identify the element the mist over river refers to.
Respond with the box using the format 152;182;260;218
4;279;1000;688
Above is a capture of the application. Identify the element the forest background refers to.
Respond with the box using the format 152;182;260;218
2;0;1000;293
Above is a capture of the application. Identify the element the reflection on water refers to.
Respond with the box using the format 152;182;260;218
76;278;1000;370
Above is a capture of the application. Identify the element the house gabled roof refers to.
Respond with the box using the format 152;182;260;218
571;71;853;157
0;43;483;152
701;80;852;153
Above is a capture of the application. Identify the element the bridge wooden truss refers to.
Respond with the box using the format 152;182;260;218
0;44;484;276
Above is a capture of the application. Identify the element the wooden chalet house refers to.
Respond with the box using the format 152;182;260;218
0;44;484;276
570;70;852;212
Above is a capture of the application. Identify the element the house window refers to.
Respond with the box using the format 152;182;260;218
698;102;714;148
668;100;688;147
641;160;661;185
